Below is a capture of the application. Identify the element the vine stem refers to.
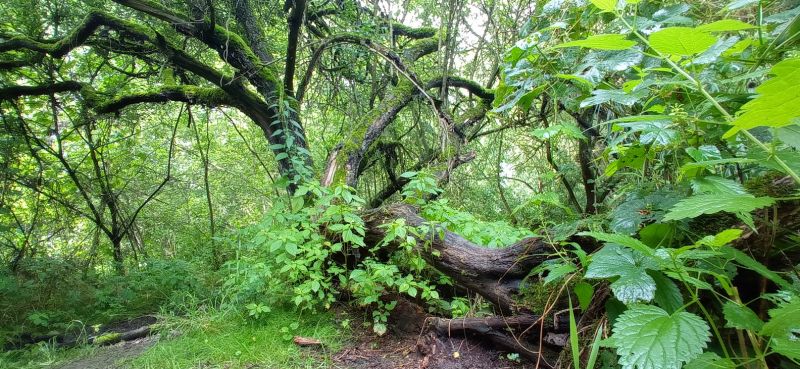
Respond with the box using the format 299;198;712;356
617;15;800;185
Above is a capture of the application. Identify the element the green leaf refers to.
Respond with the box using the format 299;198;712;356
684;352;736;369
553;34;637;50
722;246;794;291
662;193;775;221
691;176;746;195
650;271;683;314
284;242;299;256
581;88;648;108
761;299;800;336
612;305;711;369
579;231;654;256
585;245;659;304
616;120;676;145
724;57;800;138
761;300;800;360
649;27;717;56
722;301;764;331
695;229;743;248
697;19;756;32
574;282;595;311
590;0;619;12
638;223;676;248
569;298;580;369
543;263;578;285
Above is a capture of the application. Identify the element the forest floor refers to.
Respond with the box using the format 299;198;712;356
3;305;529;369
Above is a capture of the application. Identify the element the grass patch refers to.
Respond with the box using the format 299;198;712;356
0;306;346;369
0;343;99;369
126;306;345;369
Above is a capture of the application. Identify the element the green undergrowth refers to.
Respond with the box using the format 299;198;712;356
0;305;346;369
129;306;344;369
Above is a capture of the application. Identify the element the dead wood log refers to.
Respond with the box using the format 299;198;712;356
362;203;557;314
89;325;152;346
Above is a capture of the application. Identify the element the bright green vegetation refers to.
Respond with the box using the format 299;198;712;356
0;306;343;369
2;0;800;369
128;308;343;369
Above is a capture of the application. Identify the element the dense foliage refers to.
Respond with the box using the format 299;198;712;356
1;0;799;368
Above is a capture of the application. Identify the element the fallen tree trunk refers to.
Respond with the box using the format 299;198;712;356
359;203;586;365
362;203;557;314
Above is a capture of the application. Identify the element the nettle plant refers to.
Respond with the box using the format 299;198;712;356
497;0;800;368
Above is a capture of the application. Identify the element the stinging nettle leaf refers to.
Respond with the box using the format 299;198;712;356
579;231;654;256
585;245;659;304
662;193;775;221
649;27;717;56
761;300;800;360
553;34;637;50
722;301;764;331
724;57;800;138
691;176;746;195
612;305;711;369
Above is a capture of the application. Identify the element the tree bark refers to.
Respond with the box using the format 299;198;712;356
362;204;556;314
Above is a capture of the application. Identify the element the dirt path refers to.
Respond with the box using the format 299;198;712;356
53;336;158;369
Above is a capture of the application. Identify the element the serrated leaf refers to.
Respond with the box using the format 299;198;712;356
771;337;800;361
554;34;637;50
722;301;764;331
722;246;794;291
662;193;775;221
612;305;711;369
585;245;659;304
590;0;618;12
581;88;648;108
761;300;800;360
616;120;677;145
649;27;717;56
724;57;800;138
543;263;578;285
761;299;800;336
579;231;654;256
697;19;756;32
684;352;736;369
690;176;746;195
